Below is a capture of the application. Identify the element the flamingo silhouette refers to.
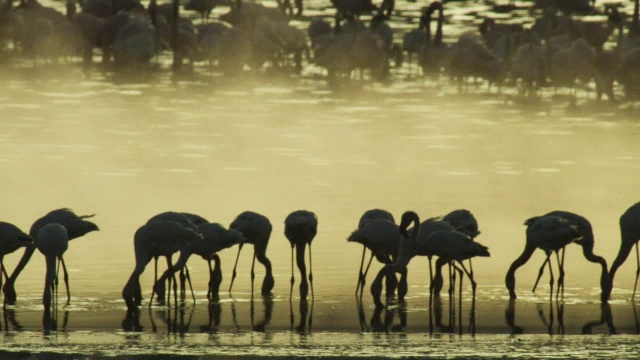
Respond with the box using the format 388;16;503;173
146;211;203;303
227;211;274;295
36;224;68;315
2;208;98;305
432;209;481;296
284;210;318;299
0;222;34;305
505;214;583;300
350;209;397;297
605;202;640;300
153;222;246;302
371;211;489;308
121;220;203;312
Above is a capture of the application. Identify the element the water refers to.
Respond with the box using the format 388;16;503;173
2;0;640;358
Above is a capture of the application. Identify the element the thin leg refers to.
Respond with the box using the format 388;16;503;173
546;254;554;303
229;245;243;293
308;244;314;298
355;247;366;296
359;252;375;299
532;257;550;294
556;249;566;300
633;242;640;300
185;265;195;303
59;257;70;305
289;246;294;299
251;251;257;294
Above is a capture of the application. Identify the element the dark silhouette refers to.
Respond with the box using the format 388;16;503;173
284;210;318;299
35;224;68;315
3;209;98;305
605;202;640;300
0;222;33;305
228;211;274;295
121;220;203;312
153;222;245;302
505;214;583;300
349;209;398;298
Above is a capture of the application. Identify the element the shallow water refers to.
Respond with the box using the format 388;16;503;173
3;0;640;357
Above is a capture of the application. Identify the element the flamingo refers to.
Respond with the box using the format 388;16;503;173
605;202;640;300
0;222;33;305
2;208;98;305
284;210;318;299
36;224;68;315
227;211;274;295
152;223;246;302
349;209;402;298
371;211;489;308
122;220;203;312
349;219;403;299
505;215;582;300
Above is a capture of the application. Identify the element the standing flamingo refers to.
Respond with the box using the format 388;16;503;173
2;208;98;305
284;210;318;299
122;220;203;312
36;224;68;315
0;222;34;305
351;209;396;296
505;215;583;300
227;211;274;295
605;202;640;300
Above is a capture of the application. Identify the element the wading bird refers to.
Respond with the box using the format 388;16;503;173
2;208;98;305
285;210;318;299
0;222;34;304
605;202;640;300
36;224;68;315
505;214;583;300
121;220;203;312
350;209;397;297
152;223;246;301
228;211;274;295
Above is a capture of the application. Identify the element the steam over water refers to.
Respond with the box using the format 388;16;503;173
2;0;640;358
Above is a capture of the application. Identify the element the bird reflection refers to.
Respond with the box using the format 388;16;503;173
251;295;273;332
42;309;69;335
505;299;524;335
356;298;407;333
290;298;313;335
536;300;565;335
122;309;143;332
582;302;616;335
199;301;222;333
2;308;23;333
148;305;195;335
431;293;476;335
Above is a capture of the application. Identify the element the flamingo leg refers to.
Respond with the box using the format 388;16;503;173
532;257;550;294
184;265;195;303
355;247;366;296
309;244;314;299
633;242;640;300
555;249;566;300
546;253;554;303
59;257;70;305
289;246;294;299
229;244;243;293
359;252;375;299
251;250;257;294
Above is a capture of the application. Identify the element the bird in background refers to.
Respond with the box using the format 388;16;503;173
0;222;34;306
2;208;98;306
36;223;68;315
228;211;274;295
285;210;318;299
505;214;583;300
605;202;640;301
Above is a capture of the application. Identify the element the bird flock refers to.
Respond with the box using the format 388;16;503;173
1;0;639;101
1;202;640;317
